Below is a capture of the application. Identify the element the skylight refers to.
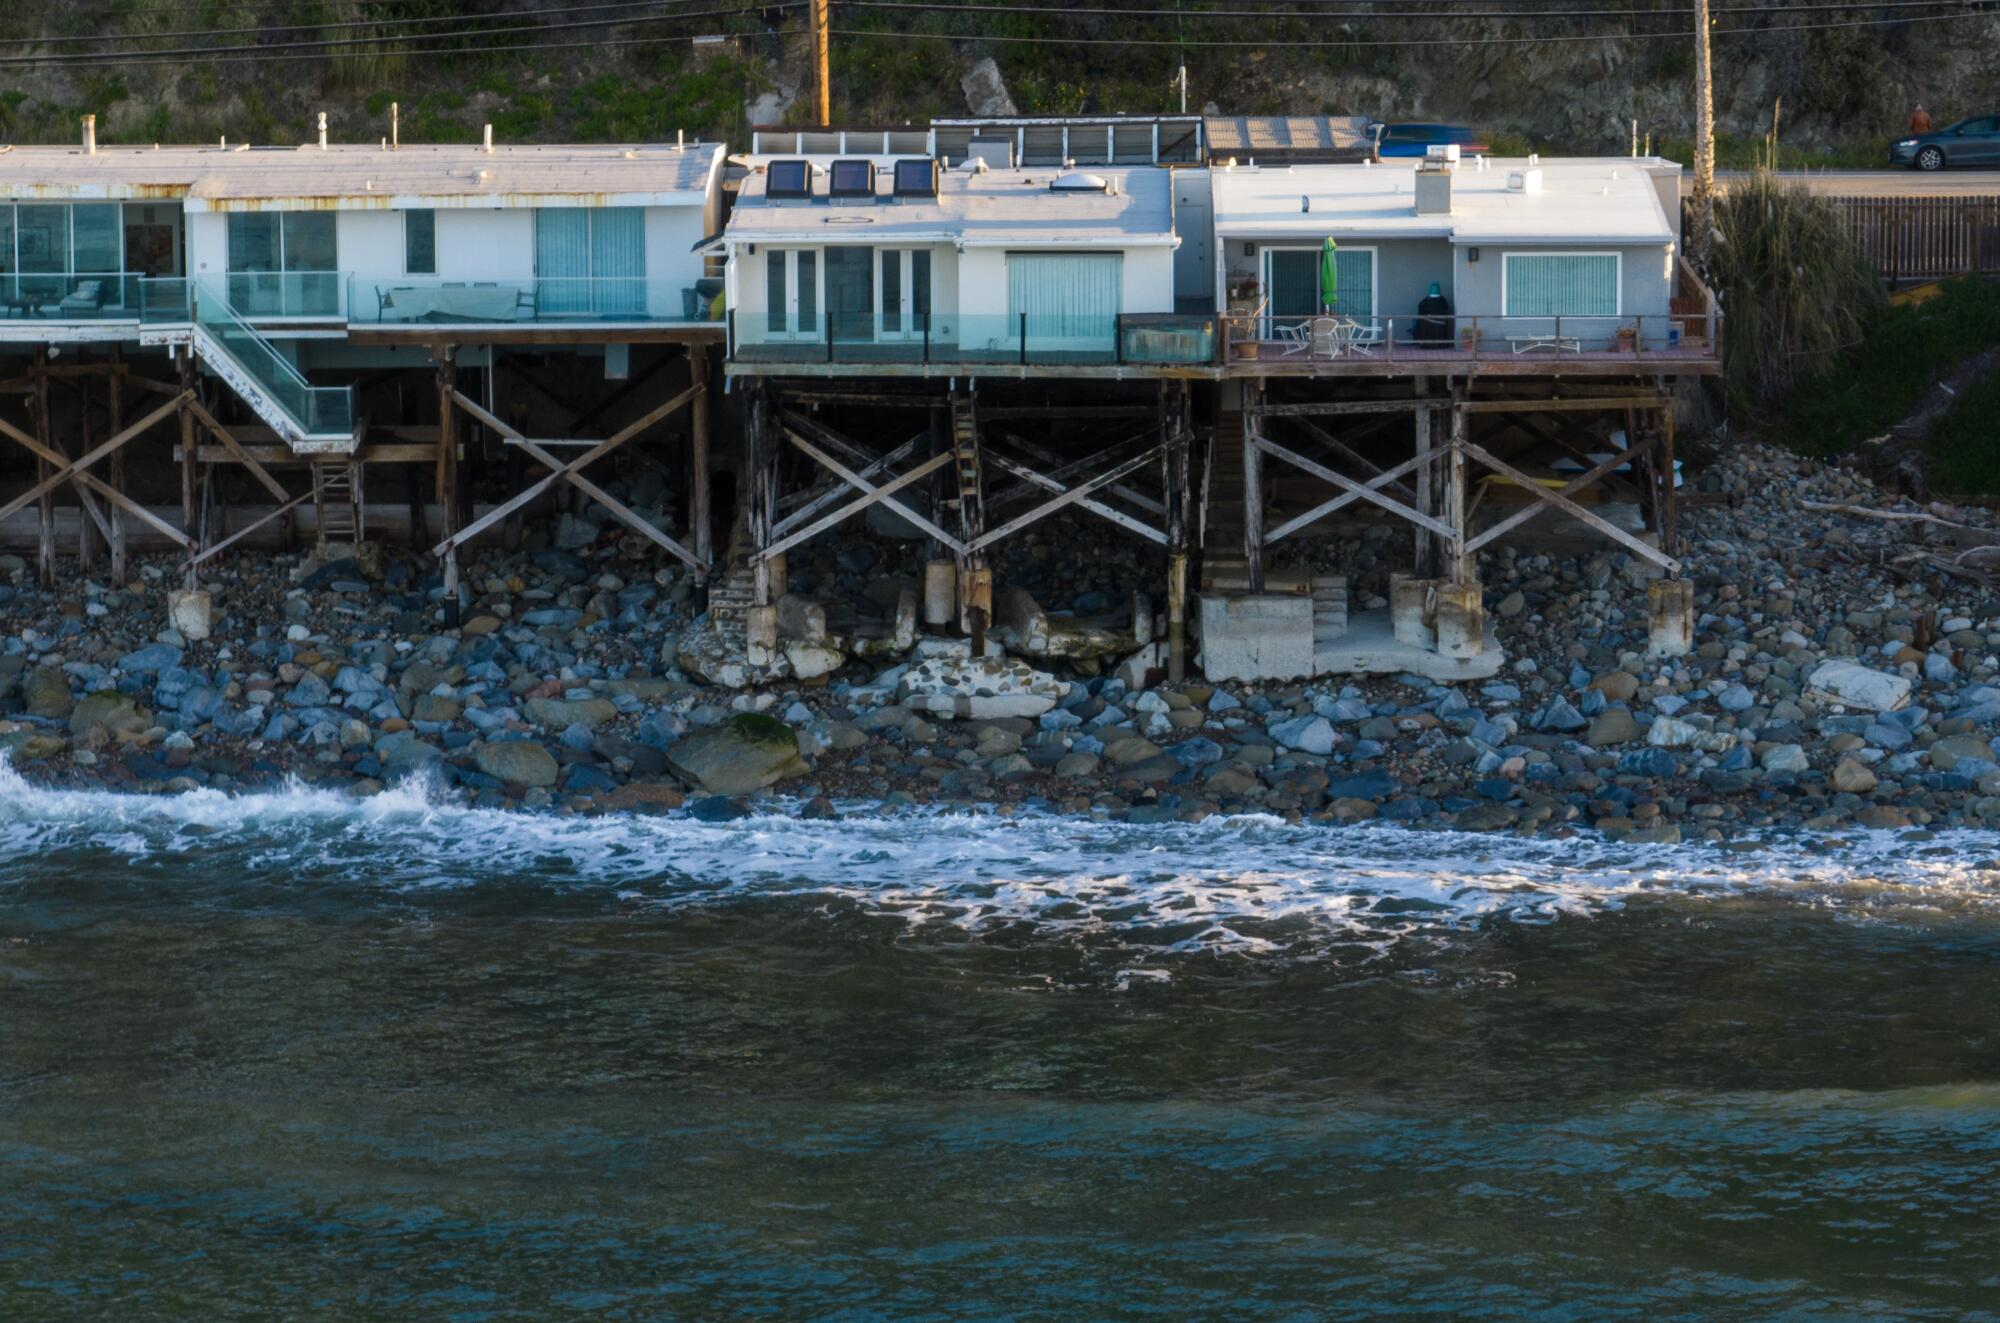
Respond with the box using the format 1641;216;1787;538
767;159;810;200
892;158;937;198
829;159;875;198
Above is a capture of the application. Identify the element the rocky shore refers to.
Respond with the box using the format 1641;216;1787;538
6;440;2000;842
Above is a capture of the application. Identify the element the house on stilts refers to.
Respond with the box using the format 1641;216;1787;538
0;111;1720;688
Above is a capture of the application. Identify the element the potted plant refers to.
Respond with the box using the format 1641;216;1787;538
1615;325;1639;352
1459;325;1482;353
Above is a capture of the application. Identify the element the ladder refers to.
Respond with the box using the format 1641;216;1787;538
946;389;984;548
311;459;363;547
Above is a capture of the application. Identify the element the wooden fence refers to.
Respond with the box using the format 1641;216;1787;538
1828;196;2000;284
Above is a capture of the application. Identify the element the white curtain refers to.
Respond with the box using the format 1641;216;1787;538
1504;254;1619;317
1007;252;1121;348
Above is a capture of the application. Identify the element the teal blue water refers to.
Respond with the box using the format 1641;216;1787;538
3;773;1998;1319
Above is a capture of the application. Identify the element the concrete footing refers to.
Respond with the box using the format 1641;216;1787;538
923;560;956;627
1390;574;1437;648
1433;582;1485;661
1198;593;1316;683
958;566;993;636
745;605;778;667
1647;578;1694;658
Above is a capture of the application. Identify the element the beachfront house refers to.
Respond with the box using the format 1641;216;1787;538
720;157;1202;366
0;125;726;445
1212;153;1705;360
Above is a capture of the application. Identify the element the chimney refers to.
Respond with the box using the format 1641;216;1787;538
483;123;493;153
82;114;97;155
1414;143;1457;216
391;101;400;151
317;112;328;150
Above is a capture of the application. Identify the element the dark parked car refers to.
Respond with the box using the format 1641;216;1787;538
1891;116;2000;170
1371;123;1491;159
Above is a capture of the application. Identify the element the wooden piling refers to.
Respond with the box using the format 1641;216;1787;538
107;347;126;583
436;347;460;622
689;347;712;589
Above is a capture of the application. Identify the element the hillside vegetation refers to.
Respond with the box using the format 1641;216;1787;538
1;1;1995;154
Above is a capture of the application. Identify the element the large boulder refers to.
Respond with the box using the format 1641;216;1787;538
960;56;1018;117
23;666;73;719
69;691;151;739
898;655;1065;720
1806;661;1911;713
475;739;560;788
666;713;808;795
523;696;618;730
0;728;66;764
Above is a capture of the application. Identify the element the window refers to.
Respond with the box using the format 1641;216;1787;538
892;159;936;198
534;207;646;315
766;159;811;200
69;206;121;274
1502;252;1620;317
404;209;436;275
1006;252;1121;347
829;160;874;198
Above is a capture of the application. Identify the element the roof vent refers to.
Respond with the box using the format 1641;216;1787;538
1415;157;1453;215
1050;171;1110;193
82;114;96;155
1506;167;1544;194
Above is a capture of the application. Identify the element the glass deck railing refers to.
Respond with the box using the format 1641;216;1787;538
730;312;1220;367
193;278;354;439
0;272;184;322
216;271;344;319
346;276;726;325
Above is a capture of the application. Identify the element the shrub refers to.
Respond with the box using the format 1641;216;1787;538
1710;170;1886;407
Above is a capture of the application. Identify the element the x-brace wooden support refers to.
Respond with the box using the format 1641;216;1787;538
1458;438;1680;573
436;384;705;571
1259;438;1454;544
0;410;196;551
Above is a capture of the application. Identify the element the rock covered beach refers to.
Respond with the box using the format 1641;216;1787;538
4;440;2000;841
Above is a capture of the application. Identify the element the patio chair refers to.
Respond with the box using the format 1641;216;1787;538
1275;320;1311;356
57;279;107;316
513;285;538;320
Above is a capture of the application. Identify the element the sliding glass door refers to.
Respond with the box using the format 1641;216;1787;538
535;207;647;318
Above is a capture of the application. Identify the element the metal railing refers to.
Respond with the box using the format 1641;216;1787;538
1219;312;1722;364
193;278;354;438
347;275;724;325
728;311;1220;367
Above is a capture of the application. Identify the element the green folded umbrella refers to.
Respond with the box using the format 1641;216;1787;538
1318;236;1339;314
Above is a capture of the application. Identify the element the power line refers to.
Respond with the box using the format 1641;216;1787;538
838;0;1985;16
825;5;1992;43
0;1;784;66
21;0;738;48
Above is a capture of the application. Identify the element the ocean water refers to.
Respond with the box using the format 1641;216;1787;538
3;762;2000;1320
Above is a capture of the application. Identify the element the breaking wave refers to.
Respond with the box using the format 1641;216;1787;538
3;756;1999;962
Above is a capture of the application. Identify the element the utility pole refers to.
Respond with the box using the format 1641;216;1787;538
1691;0;1716;271
812;0;831;126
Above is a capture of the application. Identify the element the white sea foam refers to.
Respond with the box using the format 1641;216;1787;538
3;755;1999;960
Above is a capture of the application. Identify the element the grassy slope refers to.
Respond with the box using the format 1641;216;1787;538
1778;280;2000;493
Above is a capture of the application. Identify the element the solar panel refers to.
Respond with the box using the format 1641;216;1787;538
829;159;875;197
892;158;936;197
766;159;810;199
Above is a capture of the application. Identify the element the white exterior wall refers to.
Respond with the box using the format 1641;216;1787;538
186;212;227;280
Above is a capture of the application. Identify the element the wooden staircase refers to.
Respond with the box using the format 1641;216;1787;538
1206;411;1245;554
311;459;363;547
946;390;984;547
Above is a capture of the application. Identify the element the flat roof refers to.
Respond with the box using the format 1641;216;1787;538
0;142;725;209
726;164;1177;247
1205;115;1375;158
1211;158;1677;245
